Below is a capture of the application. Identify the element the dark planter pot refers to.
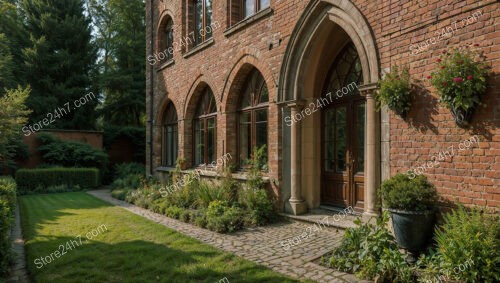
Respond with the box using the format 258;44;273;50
451;107;473;127
388;208;435;254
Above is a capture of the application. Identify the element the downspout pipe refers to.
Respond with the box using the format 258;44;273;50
148;0;154;177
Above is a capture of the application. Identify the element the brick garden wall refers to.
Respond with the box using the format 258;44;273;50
146;0;499;210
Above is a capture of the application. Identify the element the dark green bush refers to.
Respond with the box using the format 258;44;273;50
327;211;413;282
37;132;108;173
379;173;437;211
238;187;275;226
0;176;16;277
206;200;244;233
420;206;499;282
15;168;99;194
114;163;145;179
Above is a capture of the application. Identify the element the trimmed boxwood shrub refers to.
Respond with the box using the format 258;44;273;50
15;168;99;194
0;176;17;277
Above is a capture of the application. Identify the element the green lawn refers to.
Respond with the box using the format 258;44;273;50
20;192;301;283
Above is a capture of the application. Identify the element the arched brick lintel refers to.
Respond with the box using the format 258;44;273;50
220;49;278;113
182;71;220;120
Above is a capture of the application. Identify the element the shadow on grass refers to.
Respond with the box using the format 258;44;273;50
26;236;299;283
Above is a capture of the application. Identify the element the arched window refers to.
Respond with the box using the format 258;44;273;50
238;69;269;166
162;103;178;167
194;87;217;166
161;18;174;62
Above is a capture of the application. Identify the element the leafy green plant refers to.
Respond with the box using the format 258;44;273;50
247;145;268;190
164;206;183;219
238;187;275;226
196;179;232;208
206;200;244;233
375;66;412;117
327;211;413;281
421;206;499;282
429;45;490;125
379;173;437;211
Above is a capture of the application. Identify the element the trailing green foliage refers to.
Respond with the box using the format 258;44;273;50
375;66;412;117
419;206;499;283
15;168;99;194
0;176;17;277
326;211;413;282
379;173;437;211
37;133;108;173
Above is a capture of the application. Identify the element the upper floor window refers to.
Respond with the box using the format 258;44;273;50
238;69;269;166
194;87;217;166
162;19;174;61
193;0;213;45
230;0;270;25
162;103;178;167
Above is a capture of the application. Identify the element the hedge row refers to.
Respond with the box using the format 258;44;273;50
0;176;17;277
15;168;100;194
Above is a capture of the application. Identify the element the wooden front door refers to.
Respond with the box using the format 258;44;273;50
322;100;365;210
321;42;365;211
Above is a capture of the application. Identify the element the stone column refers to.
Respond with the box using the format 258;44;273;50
287;100;307;215
359;83;379;216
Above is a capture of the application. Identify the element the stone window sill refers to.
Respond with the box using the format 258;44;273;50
156;167;270;183
156;59;174;72
182;38;214;59
224;7;273;37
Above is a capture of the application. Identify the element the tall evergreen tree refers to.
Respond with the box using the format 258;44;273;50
87;0;145;127
22;0;98;129
0;0;28;91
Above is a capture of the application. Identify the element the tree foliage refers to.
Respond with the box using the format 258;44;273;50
87;0;146;127
21;0;98;129
0;86;32;166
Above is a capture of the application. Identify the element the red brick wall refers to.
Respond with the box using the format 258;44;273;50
147;0;499;210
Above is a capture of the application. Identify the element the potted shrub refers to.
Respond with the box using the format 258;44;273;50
429;44;490;127
379;173;437;259
375;66;412;118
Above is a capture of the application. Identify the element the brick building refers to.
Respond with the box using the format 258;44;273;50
146;0;499;215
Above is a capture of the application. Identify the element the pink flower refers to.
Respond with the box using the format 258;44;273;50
440;66;445;69
442;50;447;54
453;77;464;83
436;58;442;62
442;81;448;86
467;75;473;80
426;75;432;79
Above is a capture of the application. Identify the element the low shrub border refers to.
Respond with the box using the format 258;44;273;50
15;168;100;194
0;176;17;277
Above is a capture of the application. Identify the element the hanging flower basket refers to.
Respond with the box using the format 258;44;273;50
428;44;490;127
375;66;412;118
